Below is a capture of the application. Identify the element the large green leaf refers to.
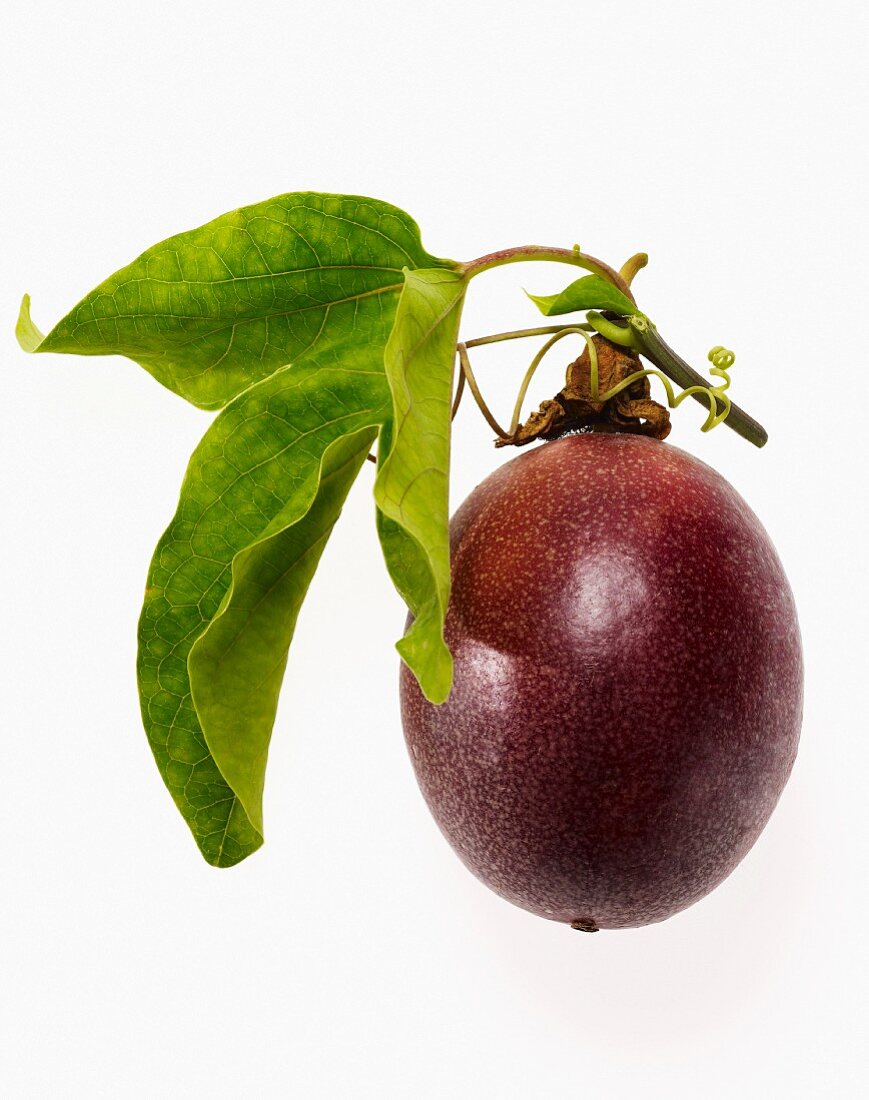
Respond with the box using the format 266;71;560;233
527;272;637;318
18;193;479;861
374;268;468;704
17;192;451;409
137;338;390;865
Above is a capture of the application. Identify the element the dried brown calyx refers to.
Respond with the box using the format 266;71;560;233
498;334;671;447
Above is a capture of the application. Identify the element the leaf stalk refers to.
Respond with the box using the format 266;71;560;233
460;245;635;303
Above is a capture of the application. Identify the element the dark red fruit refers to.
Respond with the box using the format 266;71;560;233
400;433;802;929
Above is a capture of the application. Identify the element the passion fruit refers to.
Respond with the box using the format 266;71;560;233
400;432;802;929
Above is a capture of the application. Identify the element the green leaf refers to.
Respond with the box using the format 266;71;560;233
137;339;390;865
22;193;476;858
374;268;468;704
527;273;638;318
187;425;377;838
18;192;452;410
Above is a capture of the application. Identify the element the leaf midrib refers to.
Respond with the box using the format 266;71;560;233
53;283;404;340
96;264;408;289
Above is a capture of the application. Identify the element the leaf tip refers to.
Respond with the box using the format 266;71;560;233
16;293;46;353
524;289;554;316
397;634;454;705
202;827;264;868
422;681;452;706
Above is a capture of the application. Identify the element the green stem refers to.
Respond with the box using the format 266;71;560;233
458;251;768;449
464;323;592;349
460;245;635;303
628;317;768;448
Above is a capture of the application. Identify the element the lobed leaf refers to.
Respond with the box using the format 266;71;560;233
18;192;451;409
19;192;477;861
527;273;637;318
374;268;468;704
137;338;390;865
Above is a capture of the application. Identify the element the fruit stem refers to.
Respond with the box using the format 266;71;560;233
460;245;635;303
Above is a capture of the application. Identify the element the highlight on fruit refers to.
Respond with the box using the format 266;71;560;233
16;191;801;930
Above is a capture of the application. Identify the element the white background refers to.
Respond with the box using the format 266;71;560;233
2;2;867;1096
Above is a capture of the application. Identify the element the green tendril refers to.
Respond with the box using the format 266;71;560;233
590;343;735;432
457;319;742;444
579;310;736;433
509;326;589;437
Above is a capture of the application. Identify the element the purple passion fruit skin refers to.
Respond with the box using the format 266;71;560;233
400;433;803;930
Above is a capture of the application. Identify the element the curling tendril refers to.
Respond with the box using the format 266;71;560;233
450;322;738;445
588;338;735;433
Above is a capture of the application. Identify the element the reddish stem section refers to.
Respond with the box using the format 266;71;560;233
460;245;635;304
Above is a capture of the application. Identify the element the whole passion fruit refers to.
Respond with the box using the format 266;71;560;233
400;433;802;930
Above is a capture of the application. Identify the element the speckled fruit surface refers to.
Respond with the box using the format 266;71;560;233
400;433;803;929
